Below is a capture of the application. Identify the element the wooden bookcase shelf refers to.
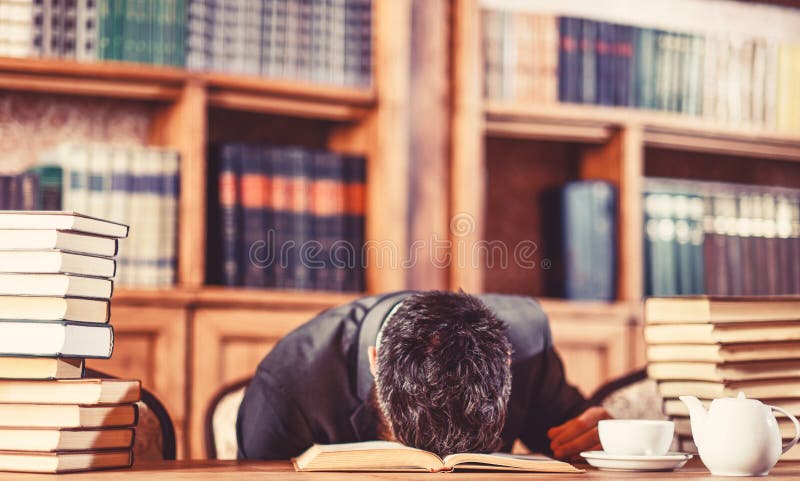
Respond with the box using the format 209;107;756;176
485;102;800;161
114;286;358;310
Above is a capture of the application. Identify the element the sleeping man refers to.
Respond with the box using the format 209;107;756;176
237;290;608;460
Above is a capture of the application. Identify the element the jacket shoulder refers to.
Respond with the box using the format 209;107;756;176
477;293;552;358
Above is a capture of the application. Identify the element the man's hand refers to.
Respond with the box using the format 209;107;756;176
547;406;610;461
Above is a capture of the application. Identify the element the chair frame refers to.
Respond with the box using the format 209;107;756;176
587;368;648;406
204;377;251;459
85;367;177;460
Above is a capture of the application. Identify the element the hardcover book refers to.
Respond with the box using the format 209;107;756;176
293;441;582;473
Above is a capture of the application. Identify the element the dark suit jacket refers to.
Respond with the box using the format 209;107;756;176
236;291;589;460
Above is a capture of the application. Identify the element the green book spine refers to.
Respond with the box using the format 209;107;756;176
162;0;173;66
98;0;109;59
122;0;135;60
113;0;124;60
152;0;163;64
175;0;185;66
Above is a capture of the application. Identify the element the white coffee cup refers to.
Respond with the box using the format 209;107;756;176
598;419;674;456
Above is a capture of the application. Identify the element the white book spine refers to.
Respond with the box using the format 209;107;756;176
108;146;131;286
158;150;179;286
763;40;779;130
139;148;162;287
59;144;89;216
86;143;108;220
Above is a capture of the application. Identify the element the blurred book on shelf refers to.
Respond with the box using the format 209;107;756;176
0;0;373;87
643;178;800;296
541;180;617;301
644;297;800;462
207;142;366;293
1;143;180;288
482;10;800;133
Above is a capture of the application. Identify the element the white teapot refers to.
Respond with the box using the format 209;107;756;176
680;393;800;476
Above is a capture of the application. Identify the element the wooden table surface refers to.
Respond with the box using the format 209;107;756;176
4;460;800;480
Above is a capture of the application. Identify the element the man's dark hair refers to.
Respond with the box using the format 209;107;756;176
375;290;512;457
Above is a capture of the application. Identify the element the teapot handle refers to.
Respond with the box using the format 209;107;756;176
770;405;800;455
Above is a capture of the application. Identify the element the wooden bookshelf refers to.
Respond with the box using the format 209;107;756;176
0;0;412;459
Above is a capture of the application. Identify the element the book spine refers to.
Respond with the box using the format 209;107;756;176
159;149;179;286
241;144;268;288
310;151;336;291
109;146;131;285
285;147;313;290
270;146;290;288
218;144;242;286
62;0;77;59
343;154;365;292
579;17;596;105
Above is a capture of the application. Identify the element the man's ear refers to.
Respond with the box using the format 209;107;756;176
368;346;378;376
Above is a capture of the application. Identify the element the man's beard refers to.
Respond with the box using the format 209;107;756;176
368;385;395;441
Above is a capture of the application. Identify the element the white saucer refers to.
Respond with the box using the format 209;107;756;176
580;451;693;472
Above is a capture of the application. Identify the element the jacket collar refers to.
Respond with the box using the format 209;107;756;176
354;291;414;402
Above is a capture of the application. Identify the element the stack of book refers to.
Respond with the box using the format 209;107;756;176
0;211;139;473
34;142;181;288
482;10;800;133
186;0;372;87
644;178;800;296
645;296;800;461
208;142;366;292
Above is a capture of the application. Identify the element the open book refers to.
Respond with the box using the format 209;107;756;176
293;441;584;473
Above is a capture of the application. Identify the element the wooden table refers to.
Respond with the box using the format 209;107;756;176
4;460;800;479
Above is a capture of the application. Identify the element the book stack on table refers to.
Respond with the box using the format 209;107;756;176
0;211;139;473
645;296;800;460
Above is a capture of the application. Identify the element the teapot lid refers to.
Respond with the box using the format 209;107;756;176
713;392;764;407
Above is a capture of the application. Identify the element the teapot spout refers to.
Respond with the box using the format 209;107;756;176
679;395;708;449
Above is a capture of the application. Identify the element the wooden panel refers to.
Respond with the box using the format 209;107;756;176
201;72;375;106
88;305;188;458
449;0;485;293
150;82;208;288
485;102;800;155
0;57;184;100
645;147;800;188
363;0;412;293
206;110;333;149
580;126;644;301
189;308;327;459
406;0;450;290
541;300;637;396
483;138;582;296
206;92;369;121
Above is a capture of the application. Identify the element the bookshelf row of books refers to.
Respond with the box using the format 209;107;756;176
0;0;373;87
208;143;366;292
644;178;800;297
0;211;139;473
482;11;800;132
0;0;185;65
1;143;180;288
645;297;800;461
188;0;371;86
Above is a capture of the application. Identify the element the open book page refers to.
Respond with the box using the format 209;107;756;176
294;442;584;473
293;441;444;471
443;452;584;473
